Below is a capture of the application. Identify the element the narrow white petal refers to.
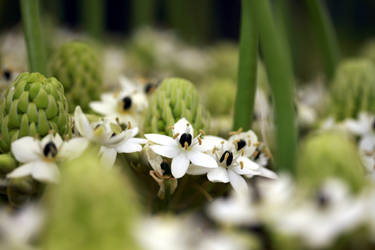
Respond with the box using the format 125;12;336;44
207;168;230;183
145;134;176;146
195;136;225;152
89;101;116;116
232;157;260;175
100;147;117;167
7;162;36;179
11;137;41;163
32;162;60;183
187;150;218;168
58;138;89;160
171;153;190;178
53;133;64;149
116;140;143;153
359;135;375;152
228;170;248;194
128;138;147;144
173;118;194;136
186;165;209;175
150;145;180;158
255;167;278;179
74;106;94;139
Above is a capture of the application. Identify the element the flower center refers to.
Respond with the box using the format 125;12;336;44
236;139;246;151
122;96;132;110
43;141;58;158
160;161;171;175
316;191;330;209
144;83;155;94
3;69;11;81
179;133;192;148
219;150;233;167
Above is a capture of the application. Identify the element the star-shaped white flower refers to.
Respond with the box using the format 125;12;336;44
188;135;277;194
7;133;88;183
74;106;147;167
89;76;149;126
145;118;218;179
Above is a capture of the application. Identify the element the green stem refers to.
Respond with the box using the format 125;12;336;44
20;0;47;74
82;0;105;40
249;0;297;173
233;0;258;131
131;0;155;28
305;0;340;80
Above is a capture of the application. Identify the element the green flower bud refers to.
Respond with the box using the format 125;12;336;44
330;59;375;121
297;132;365;193
203;78;235;116
0;153;16;175
0;72;71;153
42;149;140;250
49;41;102;112
144;78;209;136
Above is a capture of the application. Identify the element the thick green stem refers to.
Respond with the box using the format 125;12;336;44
132;0;155;28
249;0;297;173
305;0;340;80
82;0;105;40
232;0;258;131
20;0;47;74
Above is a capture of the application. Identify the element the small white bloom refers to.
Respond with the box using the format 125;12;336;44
277;179;366;248
7;133;88;183
89;76;149;126
145;118;218;179
189;135;277;194
228;130;259;158
74;106;146;167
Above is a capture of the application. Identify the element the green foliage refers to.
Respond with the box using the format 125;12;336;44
144;78;209;135
297;132;365;193
204;79;235;116
331;59;375;121
49;41;102;112
42;149;140;250
0;72;71;153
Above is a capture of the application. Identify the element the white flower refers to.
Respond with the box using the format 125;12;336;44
74;106;147;167
188;135;277;194
7;133;88;183
277;179;366;248
89;76;149;126
145;118;218;179
228;130;259;158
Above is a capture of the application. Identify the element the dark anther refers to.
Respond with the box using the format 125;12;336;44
179;133;192;147
144;83;155;94
111;132;116;137
3;69;11;81
43;142;58;158
316;191;330;208
219;150;233;166
236;139;246;151
254;149;261;161
122;96;132;110
160;161;171;175
372;119;375;131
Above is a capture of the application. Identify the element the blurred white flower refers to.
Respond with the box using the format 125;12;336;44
74;106;146;167
7;133;88;183
189;135;277;194
89;76;148;126
277;179;366;248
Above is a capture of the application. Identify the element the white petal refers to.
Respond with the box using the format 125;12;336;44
144;147;163;173
207;168;230;183
150;145;180;158
100;147;117;167
7;162;36;179
58;138;89;160
31;162;60;183
116;139;144;153
53;133;64;149
74;106;94;139
195;136;225;152
186;165;209;175
89;101;116;116
11;137;41;163
344;118;370;135
359;135;375;152
145;134;176;146
187;150;218;168
127;127;139;138
232;157;260;175
40;134;54;148
228;170;248;194
173;118;193;136
171;153;190;178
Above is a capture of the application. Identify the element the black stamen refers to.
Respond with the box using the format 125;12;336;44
179;133;192;147
43;142;58;158
219;150;233;166
254;150;261;161
372;119;375;131
160;161;171;175
144;83;154;94
3;69;11;81
122;96;132;110
111;132;116;137
236;139;246;151
316;191;330;208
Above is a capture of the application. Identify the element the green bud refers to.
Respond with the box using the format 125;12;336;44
42;149;140;250
144;78;210;136
0;72;71;153
297;132;366;193
0;153;16;175
49;41;103;112
330;59;375;121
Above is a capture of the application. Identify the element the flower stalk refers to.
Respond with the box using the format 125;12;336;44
305;0;340;80
233;0;258;131
82;0;105;40
248;0;297;173
20;0;47;74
